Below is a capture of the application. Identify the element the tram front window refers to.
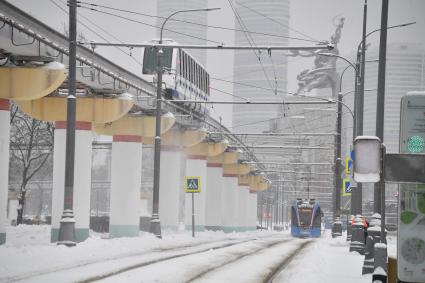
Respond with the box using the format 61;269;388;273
299;209;312;227
143;47;173;74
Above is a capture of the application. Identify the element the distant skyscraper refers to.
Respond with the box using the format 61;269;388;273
157;0;208;65
362;43;425;153
340;43;425;205
340;43;425;156
231;0;290;133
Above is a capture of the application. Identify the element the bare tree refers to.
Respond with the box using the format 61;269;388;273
9;103;54;225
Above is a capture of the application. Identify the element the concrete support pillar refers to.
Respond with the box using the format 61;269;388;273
183;139;227;233
51;121;92;242
94;113;176;237
237;174;250;232
248;191;258;231
0;62;66;244
51;122;65;242
0;99;10;245
221;174;238;233
109;135;142;238
236;186;248;232
159;146;182;231
205;156;223;231
184;154;207;231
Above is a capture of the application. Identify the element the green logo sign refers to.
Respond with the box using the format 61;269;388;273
407;135;425;153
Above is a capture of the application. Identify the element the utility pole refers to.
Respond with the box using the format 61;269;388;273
149;8;220;239
334;91;343;221
58;0;77;246
149;41;163;238
351;63;359;216
356;0;368;216
375;0;389;241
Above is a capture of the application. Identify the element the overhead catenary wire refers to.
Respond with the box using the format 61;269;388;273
51;0;144;67
230;106;336;129
228;0;275;93
211;77;295;95
75;4;224;45
234;0;321;43
75;0;321;44
210;86;249;101
68;1;338;172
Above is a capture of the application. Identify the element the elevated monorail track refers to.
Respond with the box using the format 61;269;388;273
0;0;261;164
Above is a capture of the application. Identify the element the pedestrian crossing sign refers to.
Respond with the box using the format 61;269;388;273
342;178;352;196
185;176;201;193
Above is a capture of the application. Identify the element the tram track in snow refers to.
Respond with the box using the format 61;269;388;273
6;234;280;283
81;235;291;283
88;236;305;283
186;238;297;283
264;239;314;283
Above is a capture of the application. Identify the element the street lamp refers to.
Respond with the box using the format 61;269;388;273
150;7;220;238
356;19;415;217
308;52;359;236
58;0;77;247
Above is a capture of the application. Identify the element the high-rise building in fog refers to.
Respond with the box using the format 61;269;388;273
340;43;425;205
232;0;290;133
341;43;425;156
362;43;425;152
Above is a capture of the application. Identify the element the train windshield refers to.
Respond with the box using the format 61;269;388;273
143;47;173;74
299;209;312;227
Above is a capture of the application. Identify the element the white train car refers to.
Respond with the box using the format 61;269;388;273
142;39;210;116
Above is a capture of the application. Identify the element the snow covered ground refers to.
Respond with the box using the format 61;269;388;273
0;225;390;282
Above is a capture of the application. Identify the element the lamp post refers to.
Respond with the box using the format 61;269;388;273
150;7;220;238
317;53;358;235
57;0;77;246
356;13;415;215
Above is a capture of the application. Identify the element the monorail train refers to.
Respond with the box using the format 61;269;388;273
142;39;210;116
291;198;322;238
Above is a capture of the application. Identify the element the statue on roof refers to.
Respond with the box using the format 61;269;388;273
290;17;345;96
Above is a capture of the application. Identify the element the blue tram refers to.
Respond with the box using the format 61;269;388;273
291;199;322;238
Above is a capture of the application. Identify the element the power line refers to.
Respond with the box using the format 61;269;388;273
76;5;223;44
228;0;275;92
209;86;249;101
210;77;294;95
230;106;335;130
235;1;321;43
75;1;321;44
51;0;144;67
